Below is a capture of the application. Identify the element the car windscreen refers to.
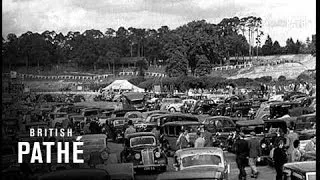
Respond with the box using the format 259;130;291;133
182;154;222;168
82;138;105;149
130;136;156;147
113;120;125;126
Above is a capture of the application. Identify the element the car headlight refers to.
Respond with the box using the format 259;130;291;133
261;143;266;148
155;152;161;158
135;153;141;160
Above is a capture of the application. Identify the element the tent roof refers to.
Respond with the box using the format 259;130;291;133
102;80;144;92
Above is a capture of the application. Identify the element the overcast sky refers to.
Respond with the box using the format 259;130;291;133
2;0;316;46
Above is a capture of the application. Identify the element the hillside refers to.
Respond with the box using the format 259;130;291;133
227;54;315;79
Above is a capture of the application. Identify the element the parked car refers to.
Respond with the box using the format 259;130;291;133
269;102;301;119
190;99;218;115
79;134;111;166
156;113;199;127
294;113;316;140
49;112;70;128
103;117;129;142
120;132;168;172
259;118;295;166
142;110;170;120
2;118;19;138
160;147;229;180
283;161;315;180
161;121;204;154
80;108;102;120
160;98;184;112
201;116;237;151
38;169;110;180
122;92;147;111
124;111;143;123
69;115;86;133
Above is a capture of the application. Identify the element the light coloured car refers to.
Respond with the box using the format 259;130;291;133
160;98;184;112
159;147;230;180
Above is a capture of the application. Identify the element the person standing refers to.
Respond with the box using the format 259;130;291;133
286;128;299;162
151;126;161;141
234;132;249;180
202;127;213;147
176;129;189;149
124;120;136;138
194;131;205;148
273;139;288;180
291;140;302;162
248;132;261;178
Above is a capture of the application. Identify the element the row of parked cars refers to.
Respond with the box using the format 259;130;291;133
1;91;316;180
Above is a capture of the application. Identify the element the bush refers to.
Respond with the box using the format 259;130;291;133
255;76;272;83
278;75;286;82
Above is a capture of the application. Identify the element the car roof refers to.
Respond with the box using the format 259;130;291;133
283;161;315;173
81;134;107;140
156;170;223;180
39;169;109;180
126;132;156;139
175;147;223;158
158;113;197;118
163;121;202;126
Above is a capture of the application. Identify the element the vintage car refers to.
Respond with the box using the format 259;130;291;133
145;98;161;111
2;118;19;138
226;100;255;118
135;113;165;132
295;113;316;140
156;113;199;127
235;120;265;136
224;95;242;103
283;161;316;180
161;121;204;154
38;169;111;180
1;144;17;170
69;115;86;134
79;134;112;166
80;108;102;120
120;132;168;172
259;118;295;165
209;103;229;116
160;98;184;112
283;91;307;101
49;112;70;128
269;101;303;119
122;92;147;111
163;147;229;180
103;117;129;142
293;96;316;107
201;116;237;151
124;111;143;122
189;99;218;115
142;110;170;120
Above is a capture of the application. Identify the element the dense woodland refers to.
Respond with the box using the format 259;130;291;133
2;16;316;77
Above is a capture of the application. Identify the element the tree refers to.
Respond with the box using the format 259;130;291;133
195;55;212;76
285;38;296;54
134;58;148;77
272;41;281;54
262;35;273;55
278;75;286;82
166;51;188;77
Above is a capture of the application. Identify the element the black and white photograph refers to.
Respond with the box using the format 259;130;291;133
2;0;316;180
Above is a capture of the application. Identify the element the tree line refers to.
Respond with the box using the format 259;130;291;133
2;16;316;77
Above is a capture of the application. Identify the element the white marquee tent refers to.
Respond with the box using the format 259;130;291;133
102;80;144;92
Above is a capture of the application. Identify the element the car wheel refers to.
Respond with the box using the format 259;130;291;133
169;107;176;112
